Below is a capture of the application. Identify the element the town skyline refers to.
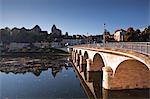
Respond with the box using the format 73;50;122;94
1;24;149;35
0;0;149;35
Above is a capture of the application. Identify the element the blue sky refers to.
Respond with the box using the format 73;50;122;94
0;0;149;35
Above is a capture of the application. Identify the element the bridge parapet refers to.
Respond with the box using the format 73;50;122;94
72;42;150;56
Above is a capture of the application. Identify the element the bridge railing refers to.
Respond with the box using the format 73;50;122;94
103;42;150;55
75;42;150;55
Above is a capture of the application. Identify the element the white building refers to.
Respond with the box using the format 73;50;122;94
114;29;126;41
62;38;83;46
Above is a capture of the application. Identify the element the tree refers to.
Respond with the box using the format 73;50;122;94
141;26;150;41
133;29;141;41
124;27;135;41
127;27;134;33
0;28;11;43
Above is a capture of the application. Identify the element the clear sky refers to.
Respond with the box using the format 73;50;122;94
0;0;149;35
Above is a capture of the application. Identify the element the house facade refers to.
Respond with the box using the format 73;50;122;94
114;29;126;41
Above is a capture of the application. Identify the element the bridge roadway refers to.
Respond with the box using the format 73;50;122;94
70;43;150;90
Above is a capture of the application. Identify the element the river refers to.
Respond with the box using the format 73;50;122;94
0;57;87;99
0;56;149;99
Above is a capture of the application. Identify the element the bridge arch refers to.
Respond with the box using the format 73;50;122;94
92;53;105;71
112;59;150;89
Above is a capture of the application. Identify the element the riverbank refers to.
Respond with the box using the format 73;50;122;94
1;52;70;59
1;47;70;57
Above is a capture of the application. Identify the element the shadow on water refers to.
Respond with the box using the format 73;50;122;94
87;71;103;99
83;71;150;99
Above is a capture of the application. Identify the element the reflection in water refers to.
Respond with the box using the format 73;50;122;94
32;62;71;77
83;64;87;80
51;66;61;78
92;71;103;98
0;57;87;99
5;61;71;78
85;71;150;99
1;56;150;99
87;71;103;99
0;57;72;77
32;69;42;77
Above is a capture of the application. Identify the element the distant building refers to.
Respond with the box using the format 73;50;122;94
0;25;48;43
62;38;84;46
92;35;103;43
87;35;103;43
31;25;42;33
33;42;50;48
51;42;62;48
11;27;20;35
39;31;48;36
0;42;3;51
108;34;115;42
103;29;111;42
50;24;62;38
8;42;30;50
114;29;126;41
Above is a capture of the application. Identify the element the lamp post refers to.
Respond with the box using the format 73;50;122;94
87;32;89;44
103;23;106;47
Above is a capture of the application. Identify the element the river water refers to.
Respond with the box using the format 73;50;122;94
0;56;149;99
0;57;87;99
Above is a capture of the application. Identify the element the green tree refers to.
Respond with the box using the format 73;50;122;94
124;27;136;41
141;26;150;41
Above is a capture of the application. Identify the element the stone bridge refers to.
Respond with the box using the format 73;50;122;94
71;45;150;90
